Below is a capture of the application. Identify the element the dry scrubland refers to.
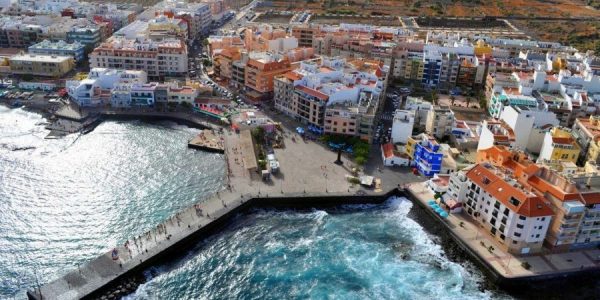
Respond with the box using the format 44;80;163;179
258;0;600;18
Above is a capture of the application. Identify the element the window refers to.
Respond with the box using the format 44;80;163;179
519;215;526;220
541;217;546;221
509;197;520;206
514;232;521;237
513;241;518;244
516;224;524;229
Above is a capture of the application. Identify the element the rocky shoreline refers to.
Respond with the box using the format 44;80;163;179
407;196;600;299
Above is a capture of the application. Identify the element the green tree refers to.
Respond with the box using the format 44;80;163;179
477;91;487;109
251;127;265;144
355;156;367;165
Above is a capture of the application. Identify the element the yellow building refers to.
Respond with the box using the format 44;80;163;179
538;127;580;164
474;40;493;57
10;53;74;77
404;136;417;159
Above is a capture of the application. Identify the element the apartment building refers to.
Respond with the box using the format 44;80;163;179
391;110;415;144
89;37;187;79
425;105;455;139
213;47;241;81
244;52;291;102
231;60;246;90
538;128;580;164
150;0;211;38
498;105;559;154
405;96;433;131
130;83;157;106
291;25;317;47
67;25;102;51
273;71;302;117
9;53;74;77
488;86;541;119
409;133;444;177
168;84;198;104
449;162;553;255
477;119;516;151
572;116;600;165
244;24;298;52
473;146;600;251
67;68;147;106
28;39;85;62
274;57;388;142
147;14;189;40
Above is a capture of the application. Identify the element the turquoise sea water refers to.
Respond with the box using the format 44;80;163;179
126;199;507;300
0;107;225;298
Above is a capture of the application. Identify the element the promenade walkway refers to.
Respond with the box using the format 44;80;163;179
408;182;600;279
29;108;424;299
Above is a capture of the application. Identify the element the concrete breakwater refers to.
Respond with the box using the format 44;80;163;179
27;189;400;300
97;111;220;131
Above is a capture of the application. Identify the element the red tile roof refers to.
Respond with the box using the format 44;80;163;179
382;143;394;159
466;164;554;217
295;85;329;101
552;136;574;145
581;192;600;205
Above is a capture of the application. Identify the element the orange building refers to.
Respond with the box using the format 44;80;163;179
244;55;291;102
213;47;241;81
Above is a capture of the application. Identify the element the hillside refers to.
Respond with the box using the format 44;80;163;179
258;0;600;18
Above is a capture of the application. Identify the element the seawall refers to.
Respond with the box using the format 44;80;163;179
404;187;600;294
98;112;219;130
27;190;399;300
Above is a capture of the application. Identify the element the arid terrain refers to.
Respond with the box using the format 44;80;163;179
259;0;600;18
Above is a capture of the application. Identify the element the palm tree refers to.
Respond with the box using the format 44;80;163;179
465;97;472;107
450;95;456;106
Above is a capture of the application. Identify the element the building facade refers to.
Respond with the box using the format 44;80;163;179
89;37;188;79
9;53;74;77
28;39;85;62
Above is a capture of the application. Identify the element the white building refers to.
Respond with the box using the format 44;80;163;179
426;105;455;139
448;163;554;255
67;68;147;107
477;119;517;151
381;143;410;167
89;37;188;79
391;110;414;144
405;96;432;130
499;105;559;154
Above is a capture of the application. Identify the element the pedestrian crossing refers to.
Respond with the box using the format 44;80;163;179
380;114;394;121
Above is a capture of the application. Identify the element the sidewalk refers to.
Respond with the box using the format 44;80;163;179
407;182;600;279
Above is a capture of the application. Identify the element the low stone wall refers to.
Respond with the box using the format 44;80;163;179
32;190;400;300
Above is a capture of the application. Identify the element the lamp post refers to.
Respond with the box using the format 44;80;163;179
334;144;344;165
